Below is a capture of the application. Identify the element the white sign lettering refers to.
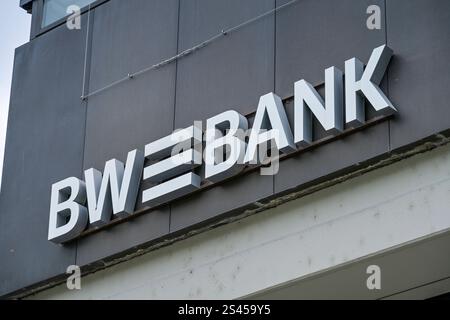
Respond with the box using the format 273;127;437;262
48;45;397;243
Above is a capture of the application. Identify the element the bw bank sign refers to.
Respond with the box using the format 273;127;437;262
49;45;397;243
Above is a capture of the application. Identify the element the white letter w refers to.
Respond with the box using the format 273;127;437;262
84;150;144;227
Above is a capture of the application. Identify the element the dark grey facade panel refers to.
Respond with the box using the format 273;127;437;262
87;0;179;94
275;0;386;99
82;67;177;170
387;0;450;150
170;0;276;233
76;206;170;267
174;0;275;128
273;0;390;194
83;0;179;171
77;0;179;266
274;119;390;194
170;171;274;233
0;19;88;295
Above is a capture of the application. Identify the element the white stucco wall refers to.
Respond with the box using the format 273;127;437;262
30;142;450;299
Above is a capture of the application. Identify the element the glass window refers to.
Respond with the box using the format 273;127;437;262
42;0;96;27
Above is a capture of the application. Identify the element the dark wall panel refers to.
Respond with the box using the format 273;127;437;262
83;0;179;169
77;0;179;266
170;0;275;232
174;0;275;128
276;0;385;99
75;206;169;267
387;0;450;149
0;19;88;295
274;119;390;194
170;171;273;233
274;0;390;194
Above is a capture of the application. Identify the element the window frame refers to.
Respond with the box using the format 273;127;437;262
30;0;109;38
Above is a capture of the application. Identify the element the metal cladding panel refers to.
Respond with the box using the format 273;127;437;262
274;0;390;194
174;0;276;127
83;0;179;170
170;171;274;233
387;0;450;150
76;0;179;267
275;0;386;99
0;20;88;295
170;0;276;232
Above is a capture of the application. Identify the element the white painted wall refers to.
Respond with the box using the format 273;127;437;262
30;143;450;299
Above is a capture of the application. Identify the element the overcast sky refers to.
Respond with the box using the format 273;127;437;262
0;2;31;186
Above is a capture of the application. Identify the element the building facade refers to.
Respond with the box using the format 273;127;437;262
1;0;450;299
